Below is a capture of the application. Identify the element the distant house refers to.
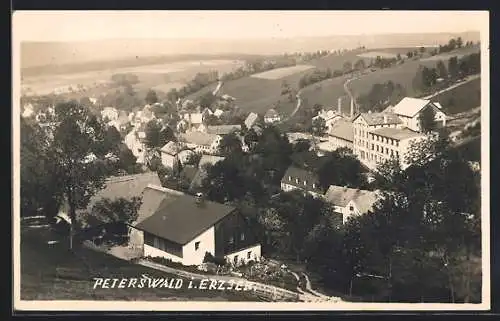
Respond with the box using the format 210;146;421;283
206;125;241;136
245;112;260;129
22;103;35;118
280;166;323;197
213;109;225;118
124;129;147;164
324;185;380;224
392;97;446;132
108;110;129;132
314;109;343;131
179;132;223;155
132;193;262;266
101;107;119;122
160;141;182;169
182;112;205;131
264;108;281;124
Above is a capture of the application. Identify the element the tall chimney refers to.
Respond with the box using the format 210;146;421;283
350;98;354;118
383;115;388;124
337;97;342;115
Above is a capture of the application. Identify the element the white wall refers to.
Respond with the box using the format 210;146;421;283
327;136;353;150
161;153;176;169
144;244;184;263
181;226;216;266
225;244;262;266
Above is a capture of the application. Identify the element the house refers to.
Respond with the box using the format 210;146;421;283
22;103;35;118
160;141;182;169
132;192;262;266
108;110;129;132
245;112;259;129
324;185;380;224
179;132;223;155
206;125;241;136
280;166;323;197
124;129;147;164
264;109;281;124
325;119;354;151
213;109;225;118
182;112;205;131
101;107;119;122
313;109;343;131
392;97;446;132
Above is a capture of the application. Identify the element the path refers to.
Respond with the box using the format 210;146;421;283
421;74;480;100
343;75;360;116
279;90;303;123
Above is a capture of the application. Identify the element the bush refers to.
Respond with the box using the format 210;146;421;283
203;252;227;266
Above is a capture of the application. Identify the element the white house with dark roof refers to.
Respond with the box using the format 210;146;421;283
264;108;281;124
280;166;323;197
131;192;261;266
324;185;381;224
392;97;446;132
179;131;222;155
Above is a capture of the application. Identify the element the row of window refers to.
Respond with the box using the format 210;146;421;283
371;134;400;146
287;177;317;189
371;144;400;157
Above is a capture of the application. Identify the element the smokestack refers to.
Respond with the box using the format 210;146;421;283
350;98;354;118
337;97;342;115
383;115;388;124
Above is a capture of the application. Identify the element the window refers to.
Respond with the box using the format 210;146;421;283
391;150;394;156
233;255;239;264
295;178;299;184
349;206;354;211
195;241;200;251
288;176;291;181
229;236;234;244
303;180;307;186
247;251;252;259
240;233;245;241
376;145;379;152
153;236;161;249
312;183;316;189
385;148;389;154
371;143;374;150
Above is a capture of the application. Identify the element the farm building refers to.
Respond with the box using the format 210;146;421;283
131;191;261;266
264;109;281;124
324;185;381;224
179;131;223;155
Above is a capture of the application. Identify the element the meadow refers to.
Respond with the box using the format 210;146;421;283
432;77;481;115
251;65;316;80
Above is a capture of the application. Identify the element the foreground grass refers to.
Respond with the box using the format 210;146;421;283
20;227;260;301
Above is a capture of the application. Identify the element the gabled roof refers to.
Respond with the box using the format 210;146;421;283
160;141;182;155
135;195;236;245
328;119;354;142
264;108;279;118
206;125;241;135
324;185;379;211
245;112;259;128
353;112;402;126
281;166;321;193
180;132;219;146
371;127;424;141
86;172;162;212
392;97;441;118
135;185;184;224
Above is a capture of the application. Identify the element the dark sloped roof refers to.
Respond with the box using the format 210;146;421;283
371;127;424;141
135;195;236;245
281;166;321;193
325;185;379;211
135;185;184;224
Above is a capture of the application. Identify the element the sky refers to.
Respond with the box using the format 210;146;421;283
13;11;486;42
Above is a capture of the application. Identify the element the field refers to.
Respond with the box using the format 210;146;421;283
251;65;316;80
432;77;481;115
20;226;257;301
357;51;402;59
21;59;244;97
298;46;481;114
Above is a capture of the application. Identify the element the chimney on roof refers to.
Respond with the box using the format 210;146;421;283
337;97;342;115
383;115;388;124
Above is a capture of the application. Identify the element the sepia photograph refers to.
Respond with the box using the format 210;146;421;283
12;10;490;311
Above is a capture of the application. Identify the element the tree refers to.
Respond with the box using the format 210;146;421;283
419;106;437;133
316;150;367;190
354;59;366;71
310;117;327;137
145;89;159;105
218;133;243;157
47;101;113;249
436;60;448;79
456;37;463;49
198;92;217;109
396;53;402;61
144;120;170;149
343;61;353;74
448;56;459;79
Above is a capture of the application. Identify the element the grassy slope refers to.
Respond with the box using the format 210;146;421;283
433;77;481;115
20;227;258;301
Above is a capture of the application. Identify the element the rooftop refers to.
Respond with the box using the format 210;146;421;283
355;112;403;126
134;195;236;245
325;185;379;211
328;119;354;142
199;154;226;169
134;185;184;224
281;166;321;193
392;97;441;118
264;108;279;118
206;125;241;135
160;141;182;155
180;131;219;146
371;127;424;141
